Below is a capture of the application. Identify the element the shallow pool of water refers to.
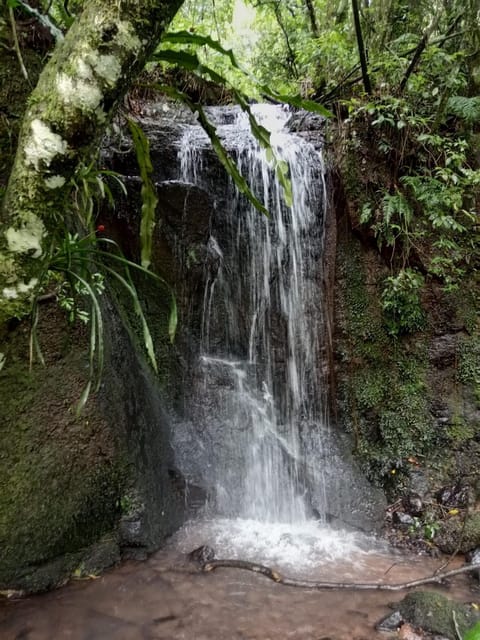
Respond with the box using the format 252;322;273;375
1;519;476;640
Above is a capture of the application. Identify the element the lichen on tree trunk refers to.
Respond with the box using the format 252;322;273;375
0;0;183;326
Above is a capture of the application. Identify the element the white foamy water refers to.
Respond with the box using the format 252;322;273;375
172;517;391;579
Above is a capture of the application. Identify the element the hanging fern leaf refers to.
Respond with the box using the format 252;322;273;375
153;83;270;217
161;30;241;69
152;50;293;206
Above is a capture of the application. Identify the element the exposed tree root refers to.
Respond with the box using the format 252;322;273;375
202;559;480;591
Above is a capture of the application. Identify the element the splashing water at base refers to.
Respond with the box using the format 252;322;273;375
172;517;392;579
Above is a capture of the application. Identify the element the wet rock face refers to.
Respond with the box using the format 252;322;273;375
106;106;387;534
0;297;184;593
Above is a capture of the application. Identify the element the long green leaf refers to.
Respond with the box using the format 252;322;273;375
101;264;158;373
161;30;241;69
168;295;177;344
158;31;333;117
64;270;104;414
127;119;158;269
154;83;270;217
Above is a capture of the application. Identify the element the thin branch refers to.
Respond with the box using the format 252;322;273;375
202;559;480;591
273;2;299;79
399;14;442;94
8;6;29;82
304;0;319;38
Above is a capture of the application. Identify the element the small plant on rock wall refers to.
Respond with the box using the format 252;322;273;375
30;147;177;413
381;268;425;337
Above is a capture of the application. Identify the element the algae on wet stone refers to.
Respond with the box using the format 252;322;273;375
0;308;126;591
398;591;480;640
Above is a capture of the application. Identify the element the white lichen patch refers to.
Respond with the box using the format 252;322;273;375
115;20;142;53
57;72;103;112
45;175;66;189
17;277;39;293
24;120;67;170
92;54;121;86
2;286;18;299
76;57;94;81
5;213;46;258
2;277;38;300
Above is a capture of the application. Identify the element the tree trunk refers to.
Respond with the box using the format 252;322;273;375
304;0;319;38
351;0;372;94
0;0;183;326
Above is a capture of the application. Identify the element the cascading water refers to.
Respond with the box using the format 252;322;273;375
171;105;379;570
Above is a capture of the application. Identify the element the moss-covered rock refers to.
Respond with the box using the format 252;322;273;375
0;305;126;591
436;513;480;554
398;591;480;639
332;133;480;517
0;291;184;592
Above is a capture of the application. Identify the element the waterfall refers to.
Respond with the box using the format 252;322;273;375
176;105;330;525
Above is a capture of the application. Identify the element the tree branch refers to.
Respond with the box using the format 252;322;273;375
202;559;480;591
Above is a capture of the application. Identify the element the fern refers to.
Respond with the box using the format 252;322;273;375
446;96;480;124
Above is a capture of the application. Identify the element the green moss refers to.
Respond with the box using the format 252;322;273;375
336;236;434;485
399;591;479;639
458;336;480;386
0;315;127;590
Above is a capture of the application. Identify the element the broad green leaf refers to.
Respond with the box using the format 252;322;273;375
158;31;333;117
161;30;241;69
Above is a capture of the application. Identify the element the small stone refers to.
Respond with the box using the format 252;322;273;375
393;511;415;526
403;493;423;517
376;610;404;631
187;545;215;564
435;484;469;508
399;622;424;640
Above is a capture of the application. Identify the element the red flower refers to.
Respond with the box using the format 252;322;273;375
96;224;105;232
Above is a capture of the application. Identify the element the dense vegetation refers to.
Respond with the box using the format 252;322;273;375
2;0;478;331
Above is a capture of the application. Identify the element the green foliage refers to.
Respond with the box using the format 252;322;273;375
464;621;480;640
71;161;127;230
447;95;480;124
409;516;440;541
30;154;177;412
381;268;425;337
457;337;480;387
34;231;173;413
